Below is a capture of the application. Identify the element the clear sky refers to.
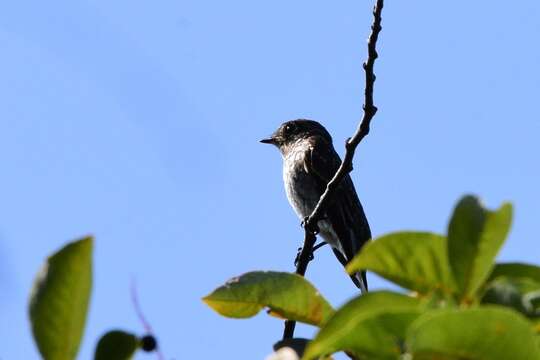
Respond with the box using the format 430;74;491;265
1;1;539;359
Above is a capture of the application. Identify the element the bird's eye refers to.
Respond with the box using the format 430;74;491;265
284;123;295;134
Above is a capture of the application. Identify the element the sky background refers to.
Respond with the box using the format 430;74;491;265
1;0;539;359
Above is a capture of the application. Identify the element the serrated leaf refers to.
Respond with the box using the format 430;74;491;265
29;236;93;360
203;271;334;326
346;232;456;295
447;195;513;301
94;330;139;360
303;291;422;360
406;307;540;360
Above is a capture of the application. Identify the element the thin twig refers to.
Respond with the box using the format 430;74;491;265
131;279;165;360
131;280;154;334
282;0;384;340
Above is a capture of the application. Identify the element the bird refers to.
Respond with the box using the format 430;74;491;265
261;119;371;292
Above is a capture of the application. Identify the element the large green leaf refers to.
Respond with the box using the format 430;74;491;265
94;330;139;360
406;307;540;360
29;236;93;360
203;271;334;326
303;291;422;360
447;195;512;301
489;262;540;283
346;232;456;295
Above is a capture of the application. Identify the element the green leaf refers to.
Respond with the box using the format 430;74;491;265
489;262;540;283
482;277;540;318
29;236;93;360
406;307;540;360
346;232;456;295
303;291;422;360
526;291;540;316
203;271;334;326
94;330;140;360
447;195;513;301
484;263;540;318
481;278;533;314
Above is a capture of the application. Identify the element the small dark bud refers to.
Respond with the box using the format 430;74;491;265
141;335;157;352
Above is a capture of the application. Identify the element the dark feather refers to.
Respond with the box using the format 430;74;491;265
304;136;371;289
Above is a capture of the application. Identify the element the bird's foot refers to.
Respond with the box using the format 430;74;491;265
301;216;320;235
294;246;314;267
312;241;328;252
293;242;327;267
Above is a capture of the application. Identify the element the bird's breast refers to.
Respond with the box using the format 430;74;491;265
282;145;321;219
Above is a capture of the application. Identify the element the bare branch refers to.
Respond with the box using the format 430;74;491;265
282;0;384;340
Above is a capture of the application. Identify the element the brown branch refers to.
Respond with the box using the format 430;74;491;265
282;0;384;340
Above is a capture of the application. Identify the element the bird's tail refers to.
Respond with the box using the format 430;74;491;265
351;271;368;294
332;247;368;293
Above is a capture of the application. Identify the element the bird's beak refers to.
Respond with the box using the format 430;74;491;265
260;137;276;145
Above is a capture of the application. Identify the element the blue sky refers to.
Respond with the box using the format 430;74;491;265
1;1;539;359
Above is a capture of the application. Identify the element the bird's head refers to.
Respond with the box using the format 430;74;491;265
260;119;332;153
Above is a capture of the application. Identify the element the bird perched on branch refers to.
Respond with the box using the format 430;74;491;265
261;119;371;292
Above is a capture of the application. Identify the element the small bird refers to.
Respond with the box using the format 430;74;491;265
261;119;371;292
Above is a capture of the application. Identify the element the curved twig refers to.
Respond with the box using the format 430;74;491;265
283;0;384;340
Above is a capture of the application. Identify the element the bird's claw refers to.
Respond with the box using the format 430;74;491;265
294;247;314;267
301;217;320;235
312;241;328;252
294;247;301;266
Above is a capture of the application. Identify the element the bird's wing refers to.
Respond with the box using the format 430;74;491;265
304;137;371;262
303;137;342;191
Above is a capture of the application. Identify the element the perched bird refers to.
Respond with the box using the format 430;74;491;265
261;119;371;292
